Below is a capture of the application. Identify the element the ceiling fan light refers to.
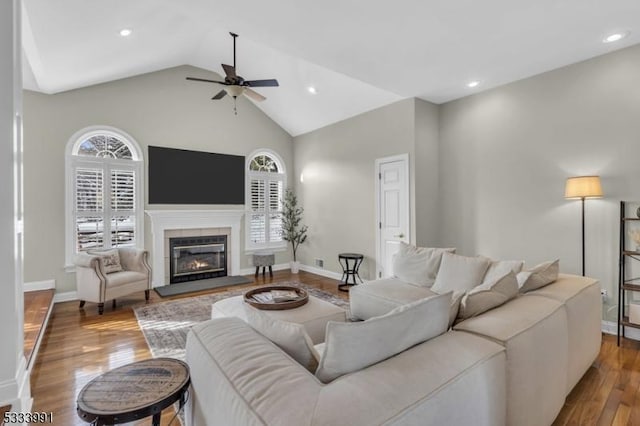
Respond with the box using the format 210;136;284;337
225;85;245;98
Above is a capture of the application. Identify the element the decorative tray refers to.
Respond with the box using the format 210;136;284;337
244;285;309;310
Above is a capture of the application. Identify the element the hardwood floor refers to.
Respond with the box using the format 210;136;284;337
30;270;346;425
24;289;54;367
29;270;640;425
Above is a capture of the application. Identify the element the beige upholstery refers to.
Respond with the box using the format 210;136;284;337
74;247;151;314
525;273;602;393
211;294;346;344
349;278;436;320
185;317;506;426
454;294;568;426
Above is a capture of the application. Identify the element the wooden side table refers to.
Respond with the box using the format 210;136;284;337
338;253;364;292
77;358;190;426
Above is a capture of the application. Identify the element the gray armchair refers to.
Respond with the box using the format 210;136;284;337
74;247;152;314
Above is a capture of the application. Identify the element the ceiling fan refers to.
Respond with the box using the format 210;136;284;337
186;32;279;114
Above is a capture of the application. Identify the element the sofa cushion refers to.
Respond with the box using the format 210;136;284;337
431;253;491;294
481;257;524;284
104;270;147;287
392;242;455;287
458;271;518;320
244;305;320;373
349;278;436;320
454;295;567;426
88;248;122;273
525;274;601;394
517;259;559;293
315;292;451;383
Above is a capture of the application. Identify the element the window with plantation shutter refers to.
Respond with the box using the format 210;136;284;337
65;127;143;267
246;150;286;251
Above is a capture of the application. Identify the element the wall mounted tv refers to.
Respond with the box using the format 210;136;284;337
148;146;245;205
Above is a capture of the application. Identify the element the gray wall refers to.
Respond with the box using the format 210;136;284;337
23;65;293;293
293;98;440;279
414;99;440;246
438;44;640;321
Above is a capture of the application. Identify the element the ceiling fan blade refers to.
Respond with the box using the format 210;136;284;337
244;88;266;102
186;77;228;85
245;79;279;87
222;64;237;79
211;90;227;100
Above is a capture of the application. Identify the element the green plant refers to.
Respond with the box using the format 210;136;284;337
281;188;308;262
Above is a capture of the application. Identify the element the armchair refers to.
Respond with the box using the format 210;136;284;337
74;247;152;314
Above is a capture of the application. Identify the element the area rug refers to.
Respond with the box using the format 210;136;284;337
154;275;252;297
135;281;349;360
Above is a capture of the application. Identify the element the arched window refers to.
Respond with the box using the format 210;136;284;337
65;127;143;266
246;150;287;251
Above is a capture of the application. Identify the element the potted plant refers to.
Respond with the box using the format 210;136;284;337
281;188;308;273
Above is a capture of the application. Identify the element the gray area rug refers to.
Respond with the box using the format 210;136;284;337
154;275;252;297
135;281;349;360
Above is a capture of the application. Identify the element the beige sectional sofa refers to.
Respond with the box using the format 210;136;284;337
185;258;601;425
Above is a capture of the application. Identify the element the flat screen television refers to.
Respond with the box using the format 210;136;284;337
148;146;245;204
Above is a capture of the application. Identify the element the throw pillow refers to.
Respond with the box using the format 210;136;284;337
88;249;122;274
243;305;320;373
517;259;560;293
458;271;519;320
448;291;464;328
315;292;451;383
480;256;524;284
392;242;455;287
431;253;491;294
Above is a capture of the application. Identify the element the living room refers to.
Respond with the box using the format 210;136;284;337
2;1;640;425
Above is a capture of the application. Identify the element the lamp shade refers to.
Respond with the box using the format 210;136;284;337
564;176;603;199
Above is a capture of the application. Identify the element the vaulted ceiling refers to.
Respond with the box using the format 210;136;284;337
22;0;640;136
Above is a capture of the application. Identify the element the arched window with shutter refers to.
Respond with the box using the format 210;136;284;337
246;149;287;251
65;126;144;267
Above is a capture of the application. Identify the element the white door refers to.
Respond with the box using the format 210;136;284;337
376;154;410;278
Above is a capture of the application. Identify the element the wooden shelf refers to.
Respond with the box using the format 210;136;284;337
623;217;640;221
623;251;640;256
621;316;640;329
623;283;640;291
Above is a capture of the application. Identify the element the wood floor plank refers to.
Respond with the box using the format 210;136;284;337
29;271;640;426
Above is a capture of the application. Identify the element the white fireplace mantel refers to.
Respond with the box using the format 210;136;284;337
145;209;244;287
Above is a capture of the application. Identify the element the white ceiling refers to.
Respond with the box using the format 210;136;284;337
22;0;640;136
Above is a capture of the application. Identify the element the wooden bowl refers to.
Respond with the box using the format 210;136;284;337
244;285;309;310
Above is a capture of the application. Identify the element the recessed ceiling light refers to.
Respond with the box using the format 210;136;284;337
603;32;628;43
307;86;317;94
467;80;480;88
119;28;132;37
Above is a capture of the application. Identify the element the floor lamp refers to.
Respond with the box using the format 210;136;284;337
565;176;603;276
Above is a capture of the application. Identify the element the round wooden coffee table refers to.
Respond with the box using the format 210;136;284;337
77;357;190;426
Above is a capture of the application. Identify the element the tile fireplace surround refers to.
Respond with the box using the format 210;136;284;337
145;210;244;288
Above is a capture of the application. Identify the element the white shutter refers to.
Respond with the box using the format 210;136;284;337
76;217;104;251
111;169;135;211
250;213;267;244
269;180;283;242
75;168;103;212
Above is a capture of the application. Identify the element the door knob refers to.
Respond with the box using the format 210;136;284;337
394;233;405;238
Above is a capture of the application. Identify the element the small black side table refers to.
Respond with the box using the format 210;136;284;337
77;357;190;426
338;253;364;292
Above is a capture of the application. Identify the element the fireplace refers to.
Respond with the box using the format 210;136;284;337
169;235;227;283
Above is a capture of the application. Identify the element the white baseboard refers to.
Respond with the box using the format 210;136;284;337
0;356;31;411
298;264;343;281
239;263;290;276
53;291;78;303
602;320;640;341
24;279;55;292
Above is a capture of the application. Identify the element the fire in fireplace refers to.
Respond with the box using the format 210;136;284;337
169;235;227;283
